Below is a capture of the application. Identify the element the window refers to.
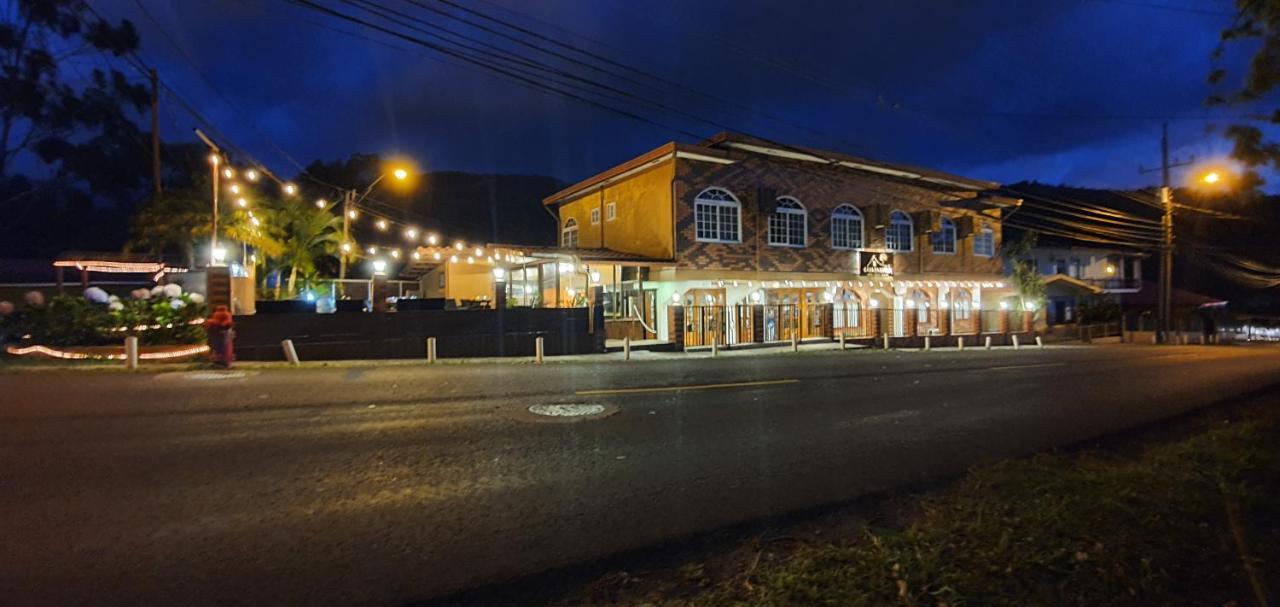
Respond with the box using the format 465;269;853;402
886;210;913;252
694;187;741;243
831;204;863;250
590;207;600;225
973;228;995;257
931;216;956;254
606;201;617;221
953;289;972;320
768;196;806;247
562;218;578;248
912;290;930;323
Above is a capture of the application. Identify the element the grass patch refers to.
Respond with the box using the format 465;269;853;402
559;404;1280;606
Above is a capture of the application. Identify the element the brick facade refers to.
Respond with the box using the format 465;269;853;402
672;155;1003;276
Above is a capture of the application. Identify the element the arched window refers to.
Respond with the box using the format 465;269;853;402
836;289;861;328
831;204;864;250
694;187;741;243
768;196;806;247
931;216;956;254
886;210;913;252
562;218;578;248
912;289;930;323
953;289;972;321
973;227;995;257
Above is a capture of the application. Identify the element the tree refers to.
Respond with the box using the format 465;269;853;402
1;0;148;185
125;182;209;267
1208;1;1280;186
1003;230;1046;312
276;201;341;297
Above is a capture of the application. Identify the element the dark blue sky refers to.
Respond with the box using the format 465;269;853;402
95;0;1269;189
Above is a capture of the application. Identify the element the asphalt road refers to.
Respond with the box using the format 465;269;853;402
2;345;1278;605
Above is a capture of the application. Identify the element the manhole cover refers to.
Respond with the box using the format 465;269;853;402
528;403;606;417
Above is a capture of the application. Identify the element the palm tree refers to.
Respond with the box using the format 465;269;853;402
277;203;342;297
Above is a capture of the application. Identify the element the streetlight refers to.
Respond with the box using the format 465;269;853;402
1202;171;1221;185
338;159;417;284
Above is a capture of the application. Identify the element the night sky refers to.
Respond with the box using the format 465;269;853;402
95;0;1268;190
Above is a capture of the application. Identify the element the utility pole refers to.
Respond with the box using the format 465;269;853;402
149;69;161;200
194;129;221;266
1140;123;1191;344
339;189;353;282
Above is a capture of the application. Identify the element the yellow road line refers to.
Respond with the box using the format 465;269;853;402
988;362;1068;371
575;378;799;396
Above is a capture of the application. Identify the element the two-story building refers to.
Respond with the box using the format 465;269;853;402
533;132;1021;344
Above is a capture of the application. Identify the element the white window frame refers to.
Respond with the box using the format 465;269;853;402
590;207;601;225
953;289;972;320
562;218;579;248
693;187;741;243
886;210;913;252
605;201;617;221
830;204;864;250
931;216;957;255
767;196;807;248
973;228;995;257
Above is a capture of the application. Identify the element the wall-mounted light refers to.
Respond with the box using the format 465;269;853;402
492;267;507;282
372;259;388;275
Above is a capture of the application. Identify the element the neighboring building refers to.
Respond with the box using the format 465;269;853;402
528;132;1022;343
1017;242;1145;325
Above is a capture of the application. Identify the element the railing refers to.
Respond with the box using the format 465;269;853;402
1082;277;1142;291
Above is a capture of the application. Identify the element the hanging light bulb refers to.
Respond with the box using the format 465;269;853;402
466;256;474;264
473;247;483;257
426;233;438;245
454;241;464;250
341;242;352;252
244;169;258;181
250;216;261;227
376;219;388;231
432;252;441;260
347;209;358;219
315;198;327;208
390;249;401;259
229;184;241;195
208;154;220;166
449;255;458;263
221;168;234;179
404;227;417;240
367;246;377;255
283;183;298;196
412;251;421;260
237;197;247;208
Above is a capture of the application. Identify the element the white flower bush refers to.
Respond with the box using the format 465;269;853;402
162;283;182;298
83;287;109;304
108;301;124;312
150;285;165;297
132;288;151;300
169;299;185;310
24;291;44;306
188;293;205;304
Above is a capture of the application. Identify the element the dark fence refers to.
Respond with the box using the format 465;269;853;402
232;307;603;361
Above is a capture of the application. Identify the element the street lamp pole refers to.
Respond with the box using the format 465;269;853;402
195;129;222;266
1141;123;1192;344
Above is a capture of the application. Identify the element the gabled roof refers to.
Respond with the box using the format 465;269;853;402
542;132;1016;207
1043;273;1104;294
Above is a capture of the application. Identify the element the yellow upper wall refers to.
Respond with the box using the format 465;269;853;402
556;161;675;259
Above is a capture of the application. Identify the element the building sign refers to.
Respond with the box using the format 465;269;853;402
857;251;894;277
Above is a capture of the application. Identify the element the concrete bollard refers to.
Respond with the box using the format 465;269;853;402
1012;334;1020;350
924;335;931;351
839;332;846;351
791;332;799;352
883;333;890;350
535;336;544;363
957;336;965;351
426;337;437;363
984;335;992;350
282;339;300;366
1035;335;1044;349
623;336;631;361
712;335;719;356
124;336;139;369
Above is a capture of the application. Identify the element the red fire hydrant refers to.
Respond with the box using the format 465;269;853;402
205;305;236;368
